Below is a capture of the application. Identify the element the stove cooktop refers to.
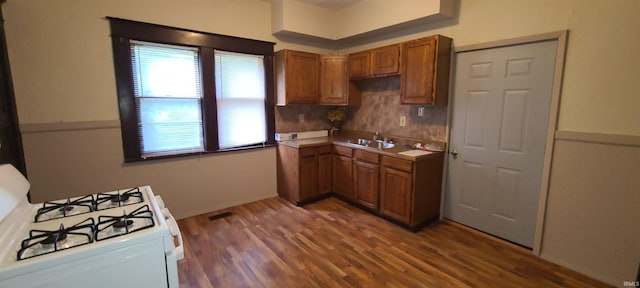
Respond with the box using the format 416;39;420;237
17;187;157;261
34;188;145;223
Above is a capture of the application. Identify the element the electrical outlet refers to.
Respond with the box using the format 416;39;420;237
298;113;305;123
400;116;406;127
418;107;424;117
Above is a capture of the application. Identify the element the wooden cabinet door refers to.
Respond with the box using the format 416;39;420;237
299;155;318;202
332;154;353;200
380;166;413;224
320;55;348;105
318;153;333;195
401;36;437;105
348;51;370;79
353;160;379;210
371;44;400;76
277;50;320;105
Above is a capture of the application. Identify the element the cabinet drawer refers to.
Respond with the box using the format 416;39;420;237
299;147;318;158
354;150;379;164
333;145;353;157
382;156;413;172
318;145;333;154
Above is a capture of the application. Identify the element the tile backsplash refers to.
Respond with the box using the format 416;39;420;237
275;76;448;142
275;104;334;132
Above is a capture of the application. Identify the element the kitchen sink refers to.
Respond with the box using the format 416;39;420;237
346;138;394;149
376;140;395;149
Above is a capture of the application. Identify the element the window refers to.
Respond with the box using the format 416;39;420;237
215;51;266;149
131;42;204;155
108;18;275;162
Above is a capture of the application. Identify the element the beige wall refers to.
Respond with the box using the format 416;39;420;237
271;0;451;41
20;124;277;220
274;0;335;39
542;132;640;285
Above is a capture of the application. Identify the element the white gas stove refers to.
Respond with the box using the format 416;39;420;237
0;164;184;288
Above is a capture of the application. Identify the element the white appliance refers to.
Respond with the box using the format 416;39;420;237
0;164;184;288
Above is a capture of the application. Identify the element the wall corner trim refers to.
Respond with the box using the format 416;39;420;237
20;120;121;134
555;130;640;147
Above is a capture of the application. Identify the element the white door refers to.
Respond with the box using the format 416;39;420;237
445;40;557;248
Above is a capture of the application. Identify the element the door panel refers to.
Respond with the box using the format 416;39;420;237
380;167;412;223
446;40;557;247
464;91;488;148
317;153;332;195
353;160;379;210
499;90;528;152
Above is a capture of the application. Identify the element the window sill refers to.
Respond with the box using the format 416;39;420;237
124;143;277;163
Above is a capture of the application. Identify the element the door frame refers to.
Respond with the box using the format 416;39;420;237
442;30;568;256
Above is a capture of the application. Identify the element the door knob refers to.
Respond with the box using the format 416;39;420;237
449;149;458;159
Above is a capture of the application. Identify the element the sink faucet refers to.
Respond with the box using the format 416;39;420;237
373;131;381;141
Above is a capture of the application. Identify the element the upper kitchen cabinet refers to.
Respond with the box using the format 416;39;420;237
320;55;361;106
371;44;400;76
348;51;370;79
400;35;452;105
275;49;320;105
348;44;400;80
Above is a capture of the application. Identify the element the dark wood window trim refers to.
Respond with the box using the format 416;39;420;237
107;17;276;162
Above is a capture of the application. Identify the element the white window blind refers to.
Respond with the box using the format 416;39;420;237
130;41;204;156
214;50;266;149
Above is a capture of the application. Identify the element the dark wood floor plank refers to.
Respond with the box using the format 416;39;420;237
177;197;611;288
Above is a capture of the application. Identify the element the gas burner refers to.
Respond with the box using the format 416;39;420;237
113;219;134;232
17;219;95;260
35;195;95;222
40;230;68;249
95;205;154;241
59;206;75;215
110;194;130;204
95;188;144;211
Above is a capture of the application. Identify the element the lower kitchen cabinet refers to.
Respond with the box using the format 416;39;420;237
379;154;444;228
277;142;445;230
353;150;379;210
332;146;353;200
380;164;413;224
277;144;332;205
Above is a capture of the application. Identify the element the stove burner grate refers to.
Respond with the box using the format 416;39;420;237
95;205;155;241
35;195;95;222
17;218;95;261
110;194;130;204
95;188;144;211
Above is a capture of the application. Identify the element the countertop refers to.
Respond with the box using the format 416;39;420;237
277;136;444;161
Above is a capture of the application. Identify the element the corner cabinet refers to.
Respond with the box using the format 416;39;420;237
277;144;332;205
379;154;445;227
400;35;452;105
320;55;361;106
275;50;320;105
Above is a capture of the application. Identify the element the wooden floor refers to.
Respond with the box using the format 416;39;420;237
177;197;610;288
